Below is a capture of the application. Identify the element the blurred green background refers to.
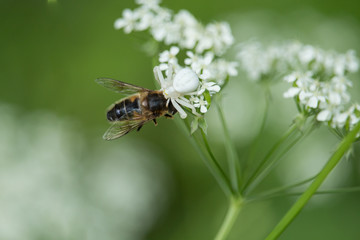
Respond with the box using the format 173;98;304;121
1;0;360;239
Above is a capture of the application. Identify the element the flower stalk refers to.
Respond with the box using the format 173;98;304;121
242;123;299;194
216;98;242;195
215;196;243;240
178;118;233;197
200;128;235;197
265;121;360;240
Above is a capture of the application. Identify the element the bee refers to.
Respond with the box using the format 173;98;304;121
96;78;177;140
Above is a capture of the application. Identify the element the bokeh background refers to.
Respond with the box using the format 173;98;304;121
1;0;360;239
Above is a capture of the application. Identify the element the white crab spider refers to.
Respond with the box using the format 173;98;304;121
153;65;201;119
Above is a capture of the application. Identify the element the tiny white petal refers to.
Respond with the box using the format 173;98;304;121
170;46;180;55
284;72;299;83
200;105;207;113
307;96;318;108
114;18;126;29
184;58;192;65
328;92;342;105
207;84;220;92
283;87;300;98
317;110;332;121
334;112;348;126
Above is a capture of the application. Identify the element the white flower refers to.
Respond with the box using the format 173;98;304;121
217;60;238;77
332;104;360;129
135;0;161;9
282;71;314;102
284;71;311;83
237;42;274;81
283;87;301;98
331;76;352;92
114;1;236;120
133;6;155;31
208;59;238;84
345;50;359;73
174;10;201;49
205;22;234;55
195;29;214;54
174;10;198;27
298;45;317;65
192;95;208;113
184;51;199;67
159;46;180;65
189;52;214;74
237;41;360;133
197;81;221;95
114;9;139;33
317;109;332;122
149;8;172;41
306;80;326;108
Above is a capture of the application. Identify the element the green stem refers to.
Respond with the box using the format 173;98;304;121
200;129;236;197
246;86;271;175
242;124;298;193
216;100;242;195
248;186;360;202
214;197;243;240
246;175;317;203
266;122;360;240
176;118;233;197
245;128;310;195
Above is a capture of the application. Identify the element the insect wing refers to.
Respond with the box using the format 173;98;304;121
103;120;149;140
95;78;151;95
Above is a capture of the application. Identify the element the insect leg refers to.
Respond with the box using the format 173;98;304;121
153;119;158;126
137;124;143;131
165;114;173;119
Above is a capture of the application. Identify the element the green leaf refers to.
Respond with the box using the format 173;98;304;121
191;117;199;134
204;90;211;109
199;117;208;135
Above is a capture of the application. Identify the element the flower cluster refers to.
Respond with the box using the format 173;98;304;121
115;0;238;119
237;41;360;133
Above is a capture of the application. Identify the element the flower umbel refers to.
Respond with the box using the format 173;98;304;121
237;41;360;136
115;0;238;121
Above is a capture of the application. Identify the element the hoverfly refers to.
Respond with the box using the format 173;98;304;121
96;78;177;140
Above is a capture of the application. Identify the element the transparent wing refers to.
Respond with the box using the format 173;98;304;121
95;78;151;95
103;120;150;140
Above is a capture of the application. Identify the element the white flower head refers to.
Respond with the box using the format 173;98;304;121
189;52;214;74
114;9;139;33
197;81;221;95
159;46;180;65
204;22;234;55
135;0;161;10
114;1;237;121
192;95;208;113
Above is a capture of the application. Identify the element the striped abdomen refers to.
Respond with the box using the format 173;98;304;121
107;95;141;121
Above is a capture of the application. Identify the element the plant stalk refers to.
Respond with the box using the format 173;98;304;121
242;123;298;193
216;100;242;195
214;196;243;240
265;122;360;240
